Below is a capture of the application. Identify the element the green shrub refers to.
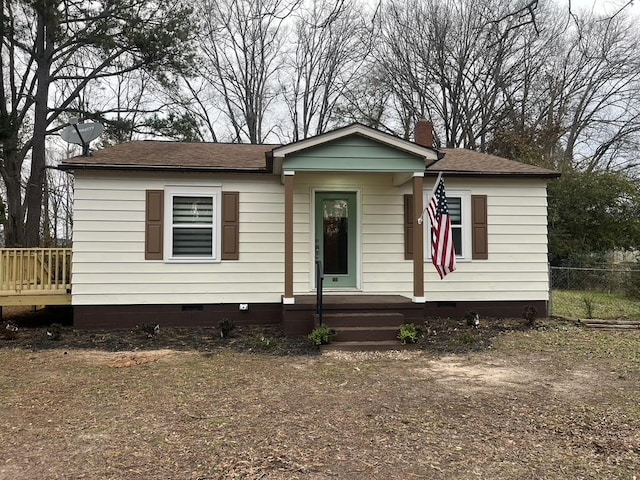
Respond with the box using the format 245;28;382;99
398;323;422;345
308;325;335;346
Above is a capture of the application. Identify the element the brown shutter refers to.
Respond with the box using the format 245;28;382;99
404;194;413;260
472;195;488;260
222;191;240;260
145;190;164;260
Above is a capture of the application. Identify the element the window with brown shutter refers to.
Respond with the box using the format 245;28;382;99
221;191;240;260
404;194;413;260
145;190;164;260
471;195;488;260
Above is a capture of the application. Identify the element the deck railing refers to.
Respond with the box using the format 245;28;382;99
0;248;72;292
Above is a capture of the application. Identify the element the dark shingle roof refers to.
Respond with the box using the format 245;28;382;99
59;140;279;171
59;140;559;178
429;149;559;178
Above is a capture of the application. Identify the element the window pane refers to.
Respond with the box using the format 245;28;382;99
173;227;213;256
173;196;213;224
448;197;461;225
452;226;462;256
323;199;349;275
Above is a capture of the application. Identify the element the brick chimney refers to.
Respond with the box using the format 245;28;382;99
414;119;434;148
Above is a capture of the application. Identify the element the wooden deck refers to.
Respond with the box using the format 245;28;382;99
0;248;72;306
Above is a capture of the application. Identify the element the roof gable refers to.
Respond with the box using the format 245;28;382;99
272;123;438;174
280;134;428;173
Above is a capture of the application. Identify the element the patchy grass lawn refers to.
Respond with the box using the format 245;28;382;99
552;289;640;319
0;320;639;479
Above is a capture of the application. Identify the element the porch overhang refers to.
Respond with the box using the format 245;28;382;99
272;123;439;177
276;124;436;307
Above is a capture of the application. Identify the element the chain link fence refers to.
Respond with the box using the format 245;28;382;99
550;265;640;319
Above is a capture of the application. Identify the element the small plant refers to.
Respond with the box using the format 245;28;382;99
465;311;480;328
248;334;280;351
219;318;236;338
46;323;63;341
458;332;478;345
140;323;160;338
308;325;335;346
522;305;537;327
582;295;595;318
582;295;595;319
398;323;422;345
1;321;18;341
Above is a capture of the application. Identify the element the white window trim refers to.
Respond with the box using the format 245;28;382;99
423;189;472;261
164;185;222;263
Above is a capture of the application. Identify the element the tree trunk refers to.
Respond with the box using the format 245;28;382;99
24;6;53;247
0;135;27;247
3;169;25;247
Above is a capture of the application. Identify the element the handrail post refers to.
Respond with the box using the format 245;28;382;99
316;260;324;326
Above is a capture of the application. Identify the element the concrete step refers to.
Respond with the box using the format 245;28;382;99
332;326;400;342
320;341;420;352
315;312;404;328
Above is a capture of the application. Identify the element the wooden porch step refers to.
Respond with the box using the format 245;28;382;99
314;311;407;348
320;341;420;352
316;312;404;328
332;326;400;342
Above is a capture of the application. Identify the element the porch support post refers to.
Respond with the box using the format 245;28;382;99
283;171;295;304
412;172;425;302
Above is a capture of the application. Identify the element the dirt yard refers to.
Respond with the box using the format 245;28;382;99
0;310;639;479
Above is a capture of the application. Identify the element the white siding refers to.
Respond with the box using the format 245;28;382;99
71;171;550;306
72;172;286;305
423;177;550;302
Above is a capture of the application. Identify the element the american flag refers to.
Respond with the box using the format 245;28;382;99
427;176;456;279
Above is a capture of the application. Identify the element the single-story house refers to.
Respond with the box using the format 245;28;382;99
59;121;559;335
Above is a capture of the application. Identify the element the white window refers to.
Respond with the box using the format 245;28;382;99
165;186;222;261
424;189;472;260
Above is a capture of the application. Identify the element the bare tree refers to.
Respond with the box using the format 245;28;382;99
0;0;194;246
492;7;640;173
197;0;302;144
279;0;371;141
375;0;533;148
42;166;73;247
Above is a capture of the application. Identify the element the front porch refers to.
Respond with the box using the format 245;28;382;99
273;124;440;307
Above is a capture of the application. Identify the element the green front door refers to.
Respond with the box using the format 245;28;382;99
315;192;357;288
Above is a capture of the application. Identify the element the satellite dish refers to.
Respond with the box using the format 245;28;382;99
60;122;104;146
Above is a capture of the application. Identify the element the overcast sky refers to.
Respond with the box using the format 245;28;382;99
568;0;640;15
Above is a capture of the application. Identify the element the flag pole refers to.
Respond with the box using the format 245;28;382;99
430;171;443;196
418;171;443;224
